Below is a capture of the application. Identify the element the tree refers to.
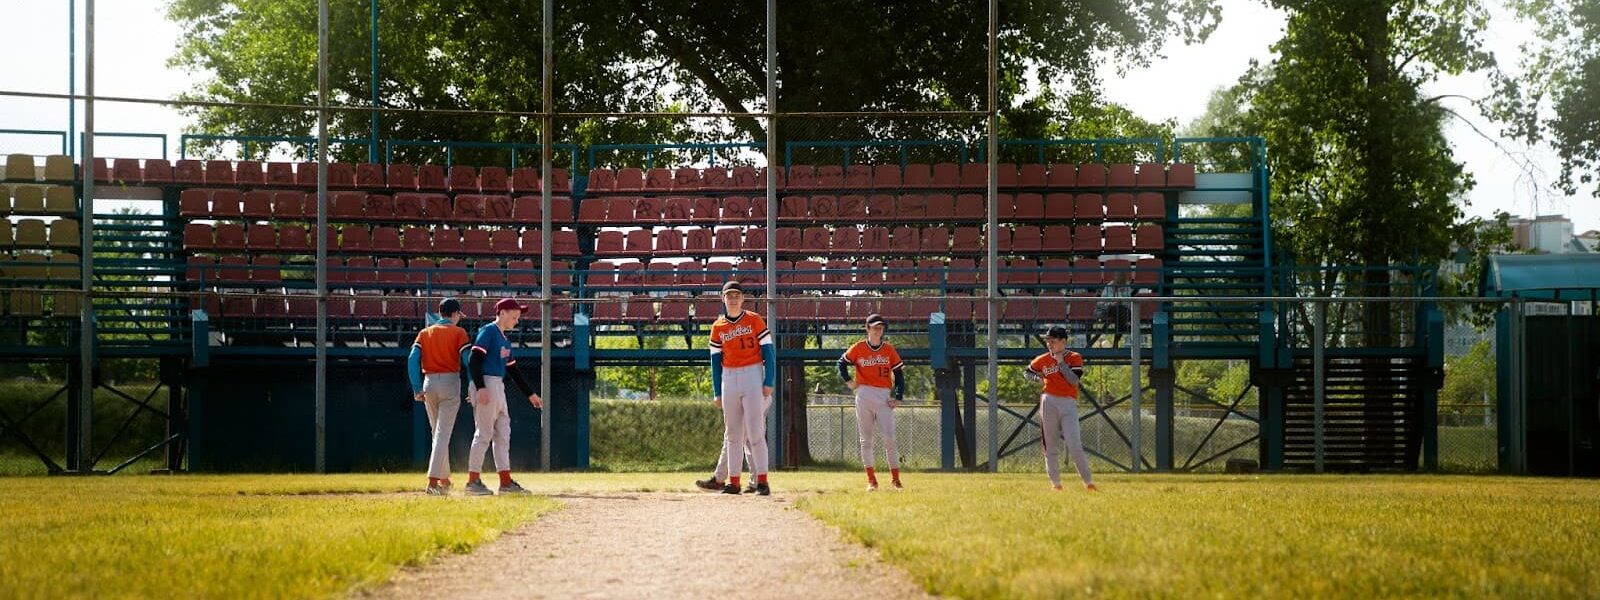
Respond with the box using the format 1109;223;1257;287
1493;0;1600;198
1186;0;1503;345
166;0;1221;161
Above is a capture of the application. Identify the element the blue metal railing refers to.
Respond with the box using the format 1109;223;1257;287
80;132;168;159
179;134;378;160
586;142;763;172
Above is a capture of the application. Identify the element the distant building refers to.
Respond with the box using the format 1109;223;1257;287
1508;214;1588;254
1578;230;1599;253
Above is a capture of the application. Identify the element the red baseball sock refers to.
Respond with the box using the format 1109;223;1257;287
757;473;768;484
498;470;513;487
729;476;741;488
428;477;439;487
890;469;901;482
865;467;878;484
467;471;481;483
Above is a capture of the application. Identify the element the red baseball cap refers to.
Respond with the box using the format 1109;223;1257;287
494;298;529;314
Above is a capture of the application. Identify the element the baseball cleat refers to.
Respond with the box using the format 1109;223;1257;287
464;480;494;496
720;482;742;495
499;480;531;495
754;482;771;496
1051;484;1064;492
1084;483;1100;492
426;483;449;496
866;482;879;492
744;481;758;494
694;477;723;491
890;480;903;490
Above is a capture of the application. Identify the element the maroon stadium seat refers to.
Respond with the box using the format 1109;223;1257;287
1105;193;1136;220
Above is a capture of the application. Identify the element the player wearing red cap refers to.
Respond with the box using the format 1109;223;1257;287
463;298;544;496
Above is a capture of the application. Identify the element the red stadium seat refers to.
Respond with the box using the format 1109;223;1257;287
705;261;734;286
490;229;520;254
331;191;365;219
645;168;674;191
645;260;677;287
655;228;685;255
677;261;706;286
1071;225;1100;253
821;260;852;287
403;225;435;254
1011;225;1042;253
1041;193;1073;221
236;161;265;186
420;194;452;220
471;259;506;287
355;163;384;187
339;226;370;252
586;168;616;192
676;167;705;190
1073;193;1104;221
1014;193;1045;221
1108;164;1136;187
735;260;765;285
578;199;608;224
833;194;866;221
214;223;246;251
553;230;580;256
113;159;143;184
897;194;927;220
183;223;213;250
829;227;860;255
595;230;625;256
816;165;844;188
1168;163;1196;188
1070;258;1100;286
272;191;304;219
713;227;743;254
371;227;403;252
865;194;896;221
885;259;915;286
750;196;769;221
435;259;469;288
1018;164;1048;188
616;168;644;191
920;227;950;253
902;164;932;189
1103;225;1134;252
721;196;751;223
211;190;243;219
954;194;984;221
140;159;174;184
1007;259;1038;286
453;194;488;222
245;223;277;250
855;260;884;286
777;227;803;252
1101;258;1132;284
1134;193;1165;221
377;257;408;285
511;167;540;193
1078;163;1107;187
861;226;890;254
946;258;978;286
386;164;417;190
1136;163;1165;188
278;224;309;252
786;165;816;189
606;198;634;224
417;164;448;190
392;193;424;220
363;193;395;219
730;167;760;190
924;194;955;222
996;163;1019;188
778;196;805;222
684;228;713;255
216;255;250;283
931;163;960;188
872;165;901;189
504;260;536;288
615;261;645;287
434;227;464;255
1040;258;1072;286
844;165;872;189
1046;163;1078;189
802;227;830;253
483;195;514;223
634;196;663;222
959;163;988;188
952;227;983;253
173;160;203;184
888;226;918;254
662;197;692;223
1105;193;1136;220
690;197;719;223
480;166;509;192
809;195;838;220
1135;224;1164;252
179;189;209;217
624;229;654;256
1036;293;1069;322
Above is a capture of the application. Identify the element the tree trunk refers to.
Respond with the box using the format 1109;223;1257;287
1357;0;1397;349
780;335;813;465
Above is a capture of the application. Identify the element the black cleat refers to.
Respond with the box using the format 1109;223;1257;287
464;480;494;496
744;481;758;494
720;482;742;495
754;482;771;496
498;480;531;495
695;477;723;491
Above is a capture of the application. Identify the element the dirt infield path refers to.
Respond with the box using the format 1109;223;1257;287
368;492;934;600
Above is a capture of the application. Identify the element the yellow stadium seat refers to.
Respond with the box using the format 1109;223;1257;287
10;291;44;317
49;219;80;249
43;155;75;182
44;186;76;215
12;185;44;213
6;154;36;181
50;253;81;281
14;219;47;248
13;253;47;280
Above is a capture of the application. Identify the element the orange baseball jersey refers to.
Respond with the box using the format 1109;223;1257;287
840;341;903;389
413;323;470;374
709;310;771;368
1028;350;1085;398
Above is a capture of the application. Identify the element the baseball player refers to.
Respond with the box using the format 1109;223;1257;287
838;313;906;491
1026;325;1099;492
696;396;769;494
707;280;774;495
407;298;472;495
463;297;544;496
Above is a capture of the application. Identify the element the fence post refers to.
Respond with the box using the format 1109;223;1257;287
1313;299;1326;474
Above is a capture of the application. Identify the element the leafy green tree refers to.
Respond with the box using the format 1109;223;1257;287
166;0;1220;159
1492;0;1600;198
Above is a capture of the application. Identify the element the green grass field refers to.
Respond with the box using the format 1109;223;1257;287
1;472;1594;599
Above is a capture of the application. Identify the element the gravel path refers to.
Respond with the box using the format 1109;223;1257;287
367;492;934;600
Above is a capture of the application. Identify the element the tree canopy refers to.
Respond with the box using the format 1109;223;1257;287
166;0;1218;163
1493;0;1600;198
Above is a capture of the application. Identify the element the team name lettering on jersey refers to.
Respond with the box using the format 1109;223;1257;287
718;325;754;344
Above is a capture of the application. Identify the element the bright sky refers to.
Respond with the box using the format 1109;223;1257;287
0;0;1591;231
